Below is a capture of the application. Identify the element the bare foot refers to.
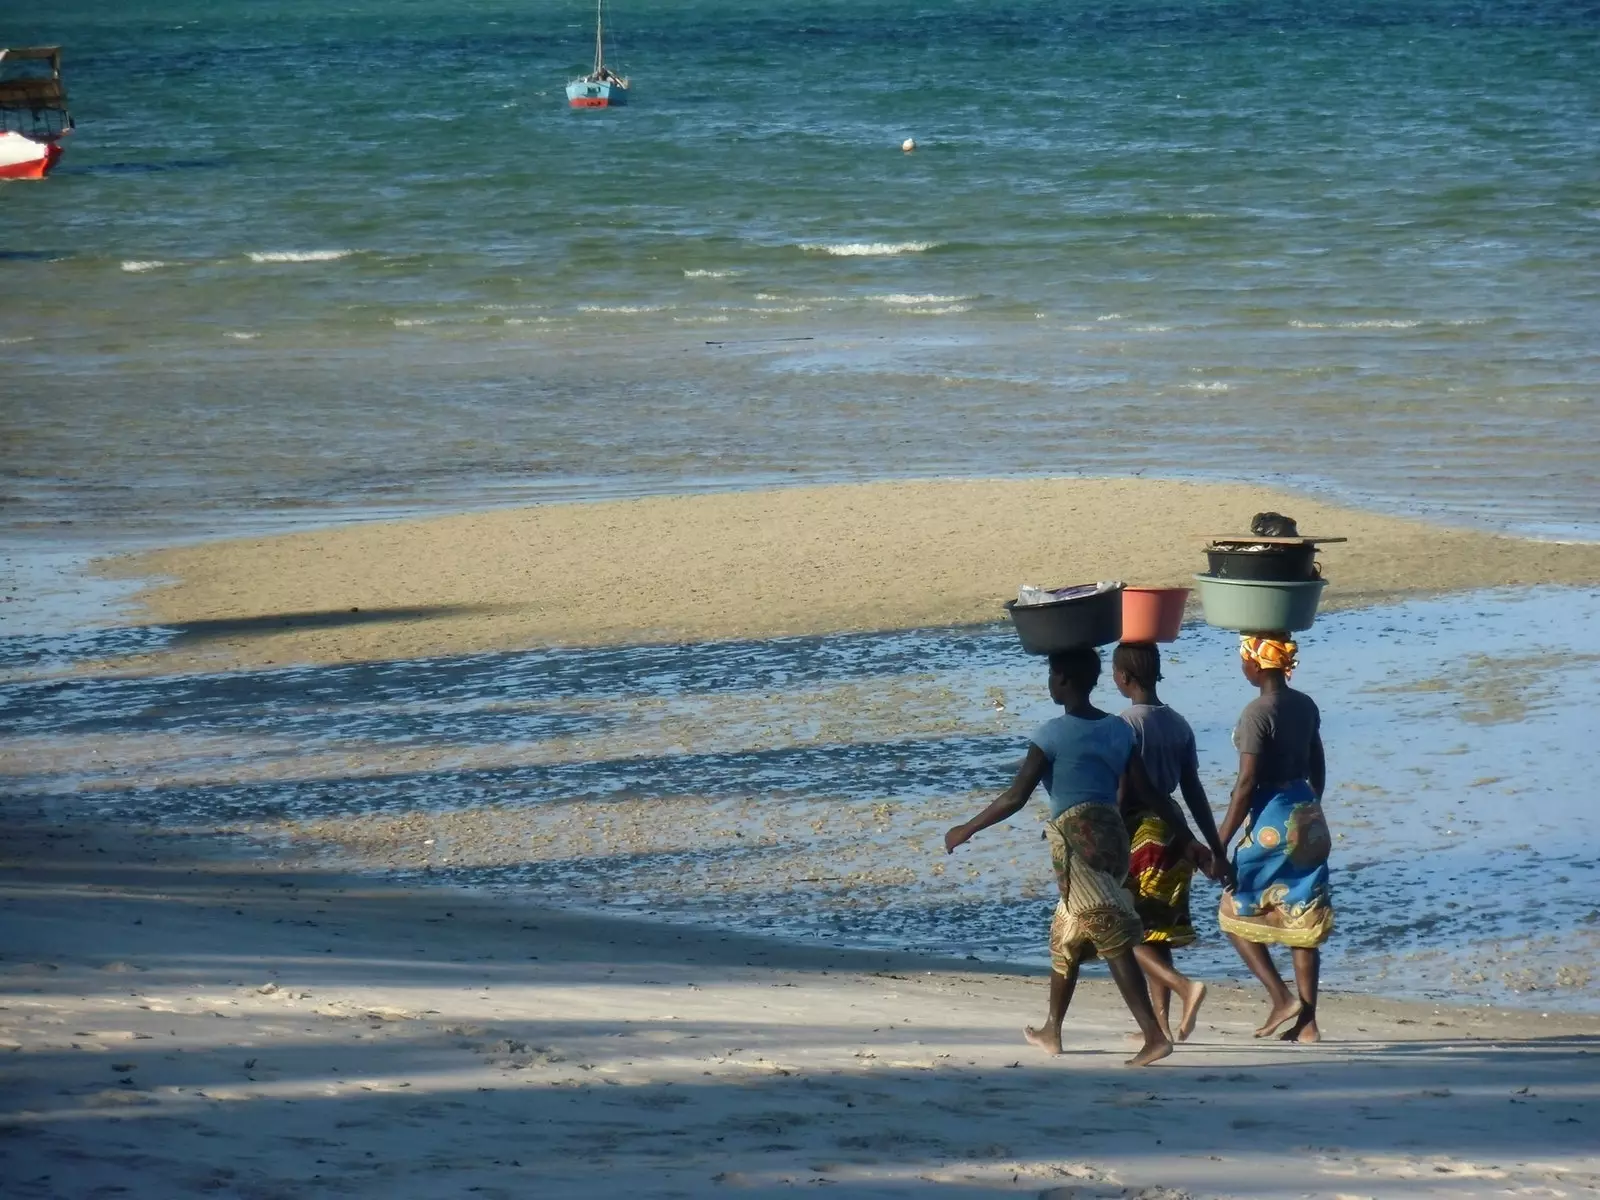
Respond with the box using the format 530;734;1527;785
1177;981;1207;1042
1254;997;1301;1038
1125;1036;1173;1068
1279;1009;1320;1044
1023;1025;1062;1056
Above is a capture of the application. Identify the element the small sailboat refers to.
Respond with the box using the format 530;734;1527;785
0;46;72;179
566;0;628;108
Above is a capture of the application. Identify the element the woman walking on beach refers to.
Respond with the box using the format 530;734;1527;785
1111;641;1227;1043
944;646;1209;1068
1219;635;1334;1043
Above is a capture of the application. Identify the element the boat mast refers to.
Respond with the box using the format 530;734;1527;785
593;0;604;74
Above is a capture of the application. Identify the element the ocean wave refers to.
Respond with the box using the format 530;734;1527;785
1290;318;1422;329
755;305;810;314
1095;313;1125;321
246;249;354;264
1181;381;1231;392
683;269;740;279
577;304;666;315
902;304;970;315
224;331;260;340
120;260;167;273
875;293;972;306
392;317;442;327
799;241;937;257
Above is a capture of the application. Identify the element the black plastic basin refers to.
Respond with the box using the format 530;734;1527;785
1004;585;1124;655
1205;544;1317;582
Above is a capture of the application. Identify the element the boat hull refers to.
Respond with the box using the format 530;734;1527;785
0;131;61;179
566;79;628;108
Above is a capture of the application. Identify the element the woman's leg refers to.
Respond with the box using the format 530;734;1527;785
1134;943;1207;1042
1226;932;1300;1036
1024;957;1080;1055
1280;947;1321;1043
1105;950;1173;1067
1133;944;1174;1040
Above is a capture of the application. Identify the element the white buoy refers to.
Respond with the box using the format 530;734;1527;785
901;137;917;153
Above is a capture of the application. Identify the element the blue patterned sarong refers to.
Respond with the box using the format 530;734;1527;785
1218;778;1334;948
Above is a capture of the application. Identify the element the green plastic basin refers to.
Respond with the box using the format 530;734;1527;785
1192;574;1326;633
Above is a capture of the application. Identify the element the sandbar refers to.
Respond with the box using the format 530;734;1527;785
105;478;1600;671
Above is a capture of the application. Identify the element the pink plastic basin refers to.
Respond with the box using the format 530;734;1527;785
1120;587;1190;644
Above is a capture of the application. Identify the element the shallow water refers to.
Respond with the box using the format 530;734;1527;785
2;0;1598;545
5;586;1597;1012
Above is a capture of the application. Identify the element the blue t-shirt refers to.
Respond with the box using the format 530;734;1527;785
1030;712;1136;818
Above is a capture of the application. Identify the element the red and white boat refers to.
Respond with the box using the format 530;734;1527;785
0;131;61;180
0;46;72;179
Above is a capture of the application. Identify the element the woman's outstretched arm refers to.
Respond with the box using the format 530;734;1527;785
945;745;1047;853
1219;752;1259;847
1178;760;1227;860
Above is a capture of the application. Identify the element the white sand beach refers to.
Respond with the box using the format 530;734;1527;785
3;806;1597;1200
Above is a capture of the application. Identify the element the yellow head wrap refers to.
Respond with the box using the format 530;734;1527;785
1240;634;1298;677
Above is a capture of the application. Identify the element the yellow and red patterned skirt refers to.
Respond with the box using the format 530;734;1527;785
1125;810;1197;948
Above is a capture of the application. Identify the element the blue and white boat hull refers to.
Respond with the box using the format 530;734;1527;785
567;78;627;107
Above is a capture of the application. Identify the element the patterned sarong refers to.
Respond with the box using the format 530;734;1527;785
1045;801;1143;972
1126;811;1196;948
1219;779;1334;948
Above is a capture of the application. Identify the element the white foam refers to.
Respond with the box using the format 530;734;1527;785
0;335;34;345
120;260;167;273
1291;318;1422;329
755;305;810;314
901;304;970;315
576;304;666;315
1182;381;1231;392
799;241;937;257
683;269;739;279
875;293;972;306
246;249;354;264
392;317;441;328
1095;313;1125;321
224;331;260;340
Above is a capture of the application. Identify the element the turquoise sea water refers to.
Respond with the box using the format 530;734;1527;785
2;0;1598;543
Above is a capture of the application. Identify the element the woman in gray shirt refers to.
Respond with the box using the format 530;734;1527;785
1218;635;1334;1044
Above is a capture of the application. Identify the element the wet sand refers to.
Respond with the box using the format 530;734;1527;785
3;804;1597;1200
107;478;1600;671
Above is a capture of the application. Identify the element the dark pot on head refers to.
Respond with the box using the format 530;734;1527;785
1205;544;1318;582
1004;585;1124;655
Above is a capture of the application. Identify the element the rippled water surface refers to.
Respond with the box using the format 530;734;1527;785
2;0;1598;542
5;588;1597;1012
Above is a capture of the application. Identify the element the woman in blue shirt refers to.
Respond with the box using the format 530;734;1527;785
945;646;1211;1068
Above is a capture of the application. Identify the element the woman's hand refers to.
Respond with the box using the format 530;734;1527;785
944;824;973;854
1183;839;1218;879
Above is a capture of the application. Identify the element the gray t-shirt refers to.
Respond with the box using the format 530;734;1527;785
1119;703;1198;797
1233;689;1321;790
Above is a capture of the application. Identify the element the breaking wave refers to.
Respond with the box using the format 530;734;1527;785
246;249;354;264
799;241;938;257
